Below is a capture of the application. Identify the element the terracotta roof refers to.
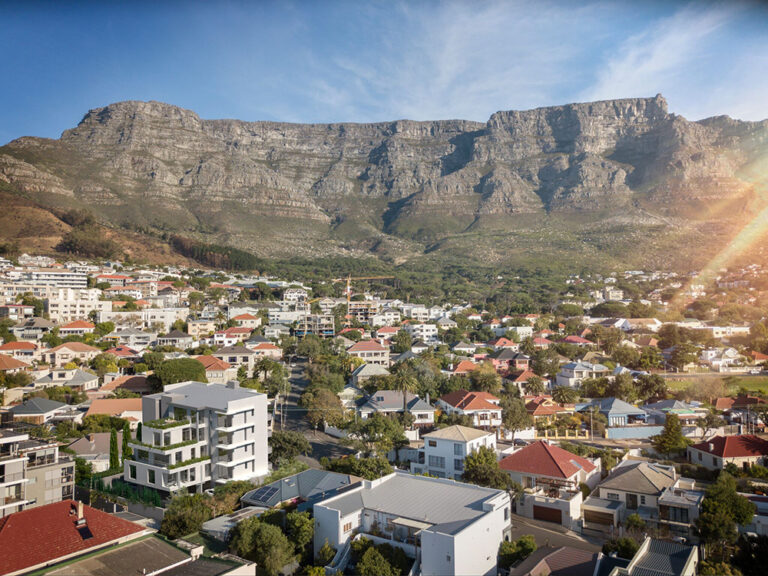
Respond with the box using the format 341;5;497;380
104;346;140;357
440;389;500;411
0;500;146;575
453;360;478;374
376;326;399;334
690;434;768;458
533;337;553;345
714;397;735;411
100;375;150;393
233;313;259;320
60;320;95;330
48;342;100;353
525;397;570;417
348;340;388;352
195;355;232;371
217;327;252;335
251;342;281;350
0;354;30;371
563;335;592;344
0;341;37;351
751;350;768;361
488;337;515;348
86;398;142;418
511;369;537;383
499;441;596;478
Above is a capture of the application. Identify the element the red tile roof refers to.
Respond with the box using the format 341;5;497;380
499;440;596;478
440;389;500;411
488;337;515;348
751;350;768;361
60;320;95;330
104;346;140;357
100;375;150;393
233;313;259;320
348;340;388;352
251;342;281;351
48;342;100;353
0;500;146;575
563;335;592;345
453;360;478;374
217;327;252;336
0;354;30;371
511;369;537;383
376;326;399;334
86;398;142;418
690;434;768;458
196;355;232;371
0;341;37;351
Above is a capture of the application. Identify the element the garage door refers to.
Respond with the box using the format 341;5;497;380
533;505;562;524
584;509;614;526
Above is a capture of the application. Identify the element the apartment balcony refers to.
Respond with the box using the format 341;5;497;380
216;453;254;467
0;472;27;486
215;419;251;433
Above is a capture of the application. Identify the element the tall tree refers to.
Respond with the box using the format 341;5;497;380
109;428;119;470
500;396;532;441
392;363;418;417
462;445;516;491
552;386;579;404
230;518;294;576
469;362;502;394
523;376;545;396
651;413;688;457
121;421;132;464
697;472;756;556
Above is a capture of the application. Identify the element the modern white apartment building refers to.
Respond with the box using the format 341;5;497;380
314;471;511;576
124;381;269;494
0;429;75;517
20;269;88;289
411;425;496;480
404;322;439;343
45;288;111;322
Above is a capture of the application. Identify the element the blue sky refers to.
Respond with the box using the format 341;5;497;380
1;0;767;144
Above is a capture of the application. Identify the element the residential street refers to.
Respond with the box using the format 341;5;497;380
277;357;354;466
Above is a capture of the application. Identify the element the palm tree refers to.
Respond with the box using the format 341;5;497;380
552;385;579;405
393;364;419;421
523;376;545;396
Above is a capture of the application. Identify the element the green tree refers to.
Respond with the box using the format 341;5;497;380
625;513;645;531
552;386;579;404
669;343;698;371
148;358;207;392
651;413;688;457
637;373;666;401
316;540;336;566
607;372;636;402
500;396;532;441
91;353;119;378
392;330;412;354
580;377;608;398
269;430;312;466
230;518;294;576
523;375;545;396
323;455;393;480
697;410;726;438
463;445;515;490
357;547;396;576
392;363;418;417
121;421;131;463
109;428;119;470
532;349;561;378
285;511;314;556
343;414;407;456
638;347;664;371
303;388;345;431
161;494;213;538
469;362;502;394
498;535;537;570
95;321;115;337
602;537;640;559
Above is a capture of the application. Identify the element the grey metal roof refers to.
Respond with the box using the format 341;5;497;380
155;380;264;411
582;397;647;417
358;390;434;414
241;469;358;508
34;369;98;387
630;539;696;576
9;397;67;415
320;471;504;535
599;461;676;495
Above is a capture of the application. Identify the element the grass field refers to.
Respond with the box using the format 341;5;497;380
667;375;768;395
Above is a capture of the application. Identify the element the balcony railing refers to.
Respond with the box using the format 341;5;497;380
0;472;25;484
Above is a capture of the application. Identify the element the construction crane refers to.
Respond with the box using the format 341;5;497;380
331;275;395;327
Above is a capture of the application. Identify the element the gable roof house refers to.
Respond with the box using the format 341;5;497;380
578;398;647;428
438;389;503;429
555;361;610;388
688;434;768;471
156;329;194;349
357;390;435;427
44;342;101;367
0;500;149;576
195;355;238;384
411;425;496;480
9;397;70;425
499;441;600;529
582;460;688;532
347;339;390;367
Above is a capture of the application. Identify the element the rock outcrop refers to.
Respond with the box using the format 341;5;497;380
0;95;766;265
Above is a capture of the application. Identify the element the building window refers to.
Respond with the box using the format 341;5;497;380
640;496;646;505
447;555;451;563
505;507;510;521
698;452;702;461
148;470;155;484
428;456;445;469
454;459;464;471
343;522;352;533
454;443;463;456
606;493;619;501
428;440;437;448
129;465;136;479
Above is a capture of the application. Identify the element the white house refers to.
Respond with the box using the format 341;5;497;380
555;361;610;388
313;471;511;576
688;434;768;471
437;390;502;429
411;425;495;480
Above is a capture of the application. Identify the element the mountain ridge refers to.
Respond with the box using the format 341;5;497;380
1;95;766;270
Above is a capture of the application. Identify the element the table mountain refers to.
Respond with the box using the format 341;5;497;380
1;95;766;269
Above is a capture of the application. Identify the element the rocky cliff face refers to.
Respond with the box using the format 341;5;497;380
1;95;766;266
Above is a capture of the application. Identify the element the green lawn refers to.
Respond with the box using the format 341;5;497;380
667;375;768;395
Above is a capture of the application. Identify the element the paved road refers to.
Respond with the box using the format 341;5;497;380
276;358;354;466
509;514;603;552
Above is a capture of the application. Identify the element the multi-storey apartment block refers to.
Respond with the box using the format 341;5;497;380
0;429;74;517
124;380;269;494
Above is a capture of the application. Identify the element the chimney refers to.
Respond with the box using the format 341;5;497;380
425;392;430;405
77;501;84;521
226;380;239;389
708;443;714;452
